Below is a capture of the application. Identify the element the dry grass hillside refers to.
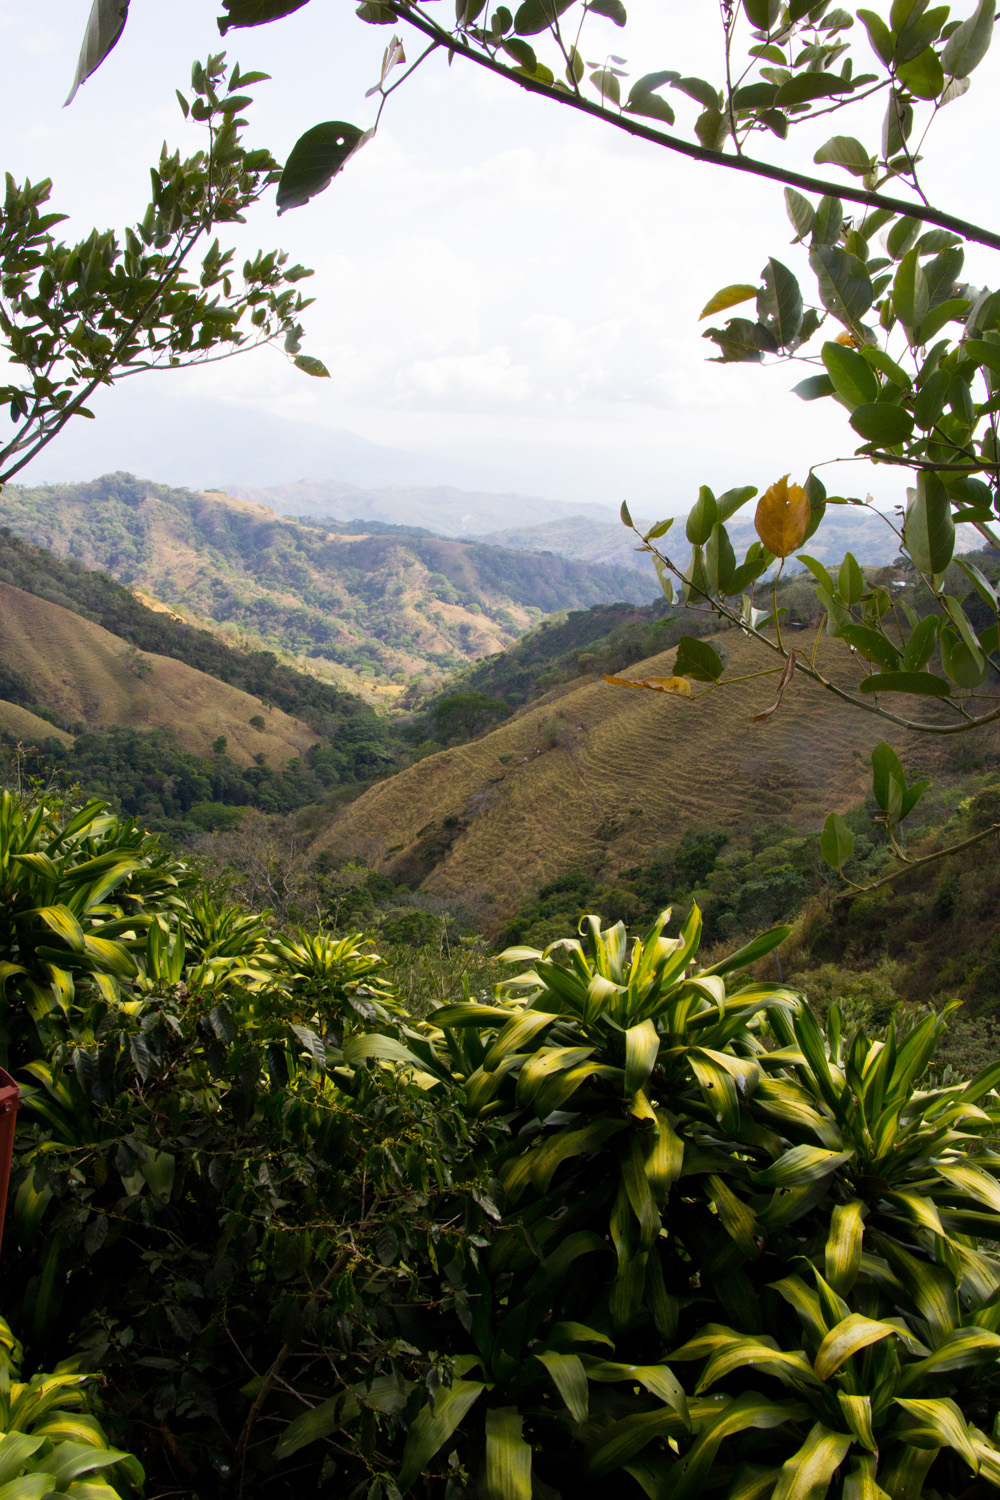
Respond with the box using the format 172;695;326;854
0;582;318;768
311;626;998;933
0;700;74;747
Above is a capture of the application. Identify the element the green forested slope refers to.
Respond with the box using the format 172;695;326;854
1;474;658;693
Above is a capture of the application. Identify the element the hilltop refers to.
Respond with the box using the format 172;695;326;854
1;474;658;696
310;625;998;935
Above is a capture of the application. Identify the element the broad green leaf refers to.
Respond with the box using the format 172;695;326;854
771;1423;852;1500
674;636;726;682
838;624;901;670
294;355;330;377
625;1018;660;1097
757;258;803;346
825;1200;866;1294
701;925;790;977
893;247;930;334
809;247;873;327
894;1397;979;1471
898;44;946;96
838;1395;877;1452
535;1352;589;1423
814;136;872;175
33;905;86;952
717;484;759;521
273;1376;407;1457
219;0;310;30
904;471;955;574
754;1144;853;1189
850;404;915;445
814;1314;898;1379
785;187;815;240
858;8;893;63
794;374;836;400
484;1406;532;1499
513;0;574;34
66;0;129;105
398;1379;486;1492
858;670;951;696
687;486;719;545
942;0;994;75
820;812;855;870
822;342;877;406
871;742;905;813
276;122;371;213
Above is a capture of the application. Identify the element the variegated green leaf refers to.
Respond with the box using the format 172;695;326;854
814;1314;898;1380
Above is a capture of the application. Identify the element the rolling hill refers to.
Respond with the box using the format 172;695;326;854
0;474;659;696
0;581;318;768
309;625;997;936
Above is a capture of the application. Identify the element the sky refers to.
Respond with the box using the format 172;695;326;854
1;0;998;517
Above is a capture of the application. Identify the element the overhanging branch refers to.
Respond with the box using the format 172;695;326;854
387;3;1000;255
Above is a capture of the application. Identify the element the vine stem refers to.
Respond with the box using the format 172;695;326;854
379;2;1000;253
835;821;1000;899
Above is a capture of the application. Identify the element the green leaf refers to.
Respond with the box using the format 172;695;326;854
809;247;874;327
687;486;719;545
484;1406;532;1500
398;1380;486;1492
942;0;994;76
820;812;855;870
717;484;758;521
674;636;726;681
898;44;946;96
795;372;838;402
777;72;854;105
276;122;371;213
535;1352;589;1423
624;1018;660;1097
293;355;330;377
825;1201;866;1295
858;670;951;695
904;470;955;574
66;0;129;105
838;624;901;670
785;187;815;241
815;1314;898;1379
772;1424;852;1500
850;403;915;444
858;7;893;63
894;1397;980;1471
813;136;872;175
513;0;575;34
702;925;790;976
964;338;1000;379
822;342;878;406
893;246;930;334
758;258;803;346
754;1144;853;1188
218;0;310;32
902;614;939;670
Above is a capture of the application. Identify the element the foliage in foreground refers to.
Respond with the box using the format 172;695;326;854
6;793;1000;1499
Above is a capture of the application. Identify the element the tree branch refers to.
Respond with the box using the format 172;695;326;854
384;4;1000;254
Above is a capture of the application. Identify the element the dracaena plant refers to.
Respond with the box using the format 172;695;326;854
333;912;1000;1500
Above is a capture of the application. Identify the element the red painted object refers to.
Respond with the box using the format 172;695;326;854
0;1068;19;1255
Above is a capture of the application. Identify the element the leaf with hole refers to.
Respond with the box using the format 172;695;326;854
276;122;371;213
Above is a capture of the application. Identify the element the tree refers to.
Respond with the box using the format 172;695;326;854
75;0;1000;885
0;53;325;491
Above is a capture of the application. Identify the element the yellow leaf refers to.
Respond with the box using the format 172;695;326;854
755;476;811;558
835;330;859;347
699;283;758;320
604;674;692;695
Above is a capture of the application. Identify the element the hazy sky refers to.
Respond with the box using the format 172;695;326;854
2;1;997;515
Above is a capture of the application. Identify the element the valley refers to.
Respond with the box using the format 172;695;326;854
0;473;656;698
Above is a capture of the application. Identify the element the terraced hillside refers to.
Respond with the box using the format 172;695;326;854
0;582;318;768
311;627;996;934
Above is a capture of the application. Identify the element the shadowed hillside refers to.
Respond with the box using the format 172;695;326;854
310;627;996;934
0;582;318;767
